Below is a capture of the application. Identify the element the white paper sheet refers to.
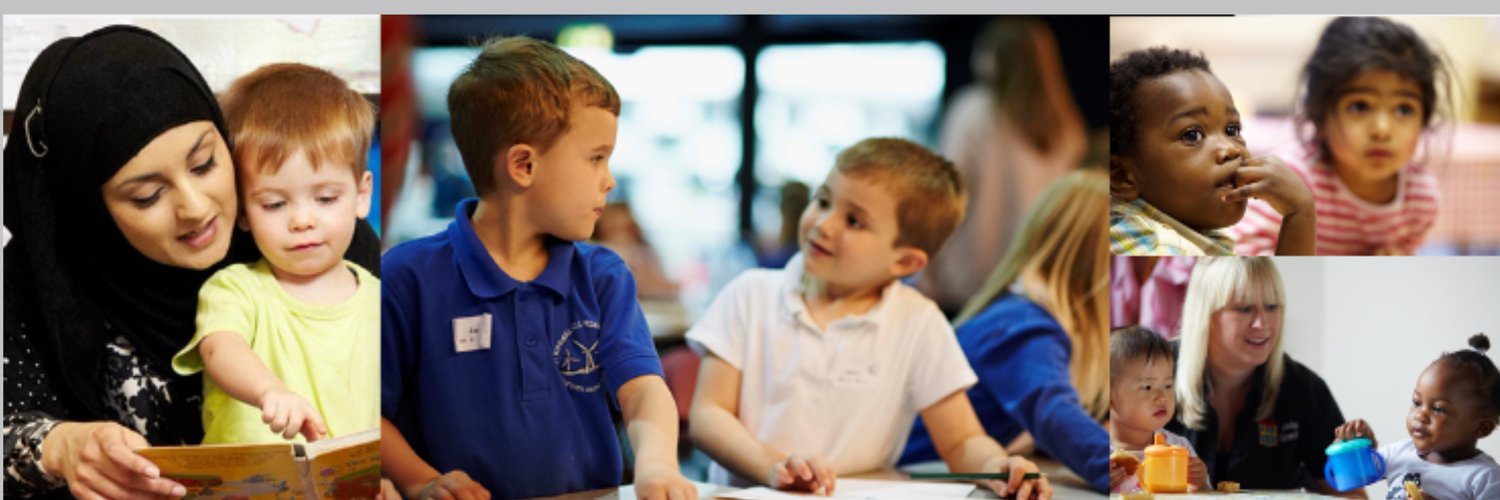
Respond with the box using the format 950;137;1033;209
715;478;976;500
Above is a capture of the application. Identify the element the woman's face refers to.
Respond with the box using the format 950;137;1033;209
1207;287;1282;374
102;120;236;270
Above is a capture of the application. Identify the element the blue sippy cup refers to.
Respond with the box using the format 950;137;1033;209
1324;437;1386;492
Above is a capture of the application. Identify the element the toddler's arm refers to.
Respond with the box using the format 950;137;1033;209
688;354;835;494
1226;156;1317;255
379;418;489;500
920;390;1052;499
198;332;325;440
617;375;697;500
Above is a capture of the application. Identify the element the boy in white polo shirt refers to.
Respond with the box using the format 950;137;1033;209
687;138;1053;499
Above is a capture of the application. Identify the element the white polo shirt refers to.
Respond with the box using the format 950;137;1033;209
687;254;978;486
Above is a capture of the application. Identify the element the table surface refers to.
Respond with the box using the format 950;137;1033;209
1130;493;1347;499
545;458;1104;499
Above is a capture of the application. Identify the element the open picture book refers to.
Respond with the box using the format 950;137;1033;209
136;428;380;499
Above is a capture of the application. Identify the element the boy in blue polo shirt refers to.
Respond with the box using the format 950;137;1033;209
380;36;696;499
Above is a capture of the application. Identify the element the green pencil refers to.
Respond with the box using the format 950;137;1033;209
909;472;1044;481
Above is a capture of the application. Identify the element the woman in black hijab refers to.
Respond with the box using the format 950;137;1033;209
3;25;379;499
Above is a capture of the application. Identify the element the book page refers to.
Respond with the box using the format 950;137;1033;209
138;443;303;499
302;429;381;499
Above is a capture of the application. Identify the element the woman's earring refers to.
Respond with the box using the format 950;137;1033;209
25;99;48;158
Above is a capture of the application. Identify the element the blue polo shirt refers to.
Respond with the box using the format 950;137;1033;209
381;198;663;498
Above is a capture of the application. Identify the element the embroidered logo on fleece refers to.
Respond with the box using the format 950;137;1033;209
1258;420;1278;448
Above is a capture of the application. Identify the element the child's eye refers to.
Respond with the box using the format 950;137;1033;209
1236;305;1254;313
1395;104;1418;118
816;196;830;209
317;194;340;205
131;189;164;208
1346;101;1370;114
846;215;863;229
1180;129;1204;144
1140;385;1151;391
1226;123;1242;137
1432;406;1446;415
1265;304;1280;312
591;154;607;164
262;200;287;211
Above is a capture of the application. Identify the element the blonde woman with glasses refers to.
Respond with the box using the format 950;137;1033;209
901;169;1109;493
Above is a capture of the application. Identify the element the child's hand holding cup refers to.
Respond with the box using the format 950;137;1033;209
1336;418;1379;448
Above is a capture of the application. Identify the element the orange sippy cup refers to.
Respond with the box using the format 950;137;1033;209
1137;432;1190;493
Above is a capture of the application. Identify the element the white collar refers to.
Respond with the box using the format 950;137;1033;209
779;253;901;333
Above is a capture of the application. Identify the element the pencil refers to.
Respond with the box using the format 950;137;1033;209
909;472;1044;481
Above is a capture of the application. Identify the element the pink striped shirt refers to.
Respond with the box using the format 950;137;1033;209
1229;145;1440;256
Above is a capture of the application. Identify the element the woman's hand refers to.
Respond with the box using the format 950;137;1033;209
767;453;835;495
41;422;186;500
259;387;327;441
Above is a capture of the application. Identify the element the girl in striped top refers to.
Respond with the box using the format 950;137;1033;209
1231;17;1453;256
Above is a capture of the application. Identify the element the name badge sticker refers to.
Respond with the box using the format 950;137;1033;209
454;313;492;353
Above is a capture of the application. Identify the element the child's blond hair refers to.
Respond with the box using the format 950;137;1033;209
220;63;373;178
833;138;966;258
447;36;621;197
961;169;1108;419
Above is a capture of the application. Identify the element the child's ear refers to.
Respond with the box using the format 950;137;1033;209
1110;155;1139;201
1477;417;1497;439
890;246;929;277
354;170;374;219
501;144;537;189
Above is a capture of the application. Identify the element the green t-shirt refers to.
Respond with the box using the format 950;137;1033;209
174;259;379;444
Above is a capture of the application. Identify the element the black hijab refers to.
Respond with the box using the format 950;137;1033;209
3;25;379;418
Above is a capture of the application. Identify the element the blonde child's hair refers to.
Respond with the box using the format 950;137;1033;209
1176;257;1287;429
447;36;621;197
220;63;374;178
833;138;966;257
957;169;1108;419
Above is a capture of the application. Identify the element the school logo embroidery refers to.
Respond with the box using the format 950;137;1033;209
1257;420;1278;448
554;320;603;393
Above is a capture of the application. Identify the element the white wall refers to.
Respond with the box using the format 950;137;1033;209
1277;257;1500;499
3;16;380;111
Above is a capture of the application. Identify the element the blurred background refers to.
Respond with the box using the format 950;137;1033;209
1111;16;1500;255
381;14;1108;322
